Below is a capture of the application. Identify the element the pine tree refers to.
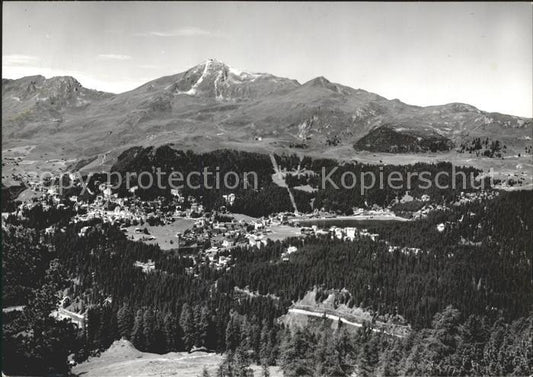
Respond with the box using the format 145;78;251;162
511;316;533;376
333;326;356;376
180;303;197;351
259;321;273;366
314;321;332;376
239;317;255;355
195;305;210;347
234;346;253;377
357;334;380;377
142;308;156;351
279;328;315;377
225;314;242;352
96;304;116;350
163;313;179;351
424;305;462;375
217;351;235;377
375;338;403;377
131;309;145;350
456;314;489;375
117;303;133;340
404;343;425;376
261;364;270;377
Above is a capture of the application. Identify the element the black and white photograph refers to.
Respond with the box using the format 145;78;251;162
2;2;532;376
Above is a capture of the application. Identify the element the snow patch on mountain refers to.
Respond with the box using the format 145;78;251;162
228;66;264;82
184;59;212;95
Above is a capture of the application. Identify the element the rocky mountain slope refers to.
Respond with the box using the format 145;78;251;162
2;58;532;176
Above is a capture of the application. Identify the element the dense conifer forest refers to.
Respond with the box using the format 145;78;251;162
106;146;488;217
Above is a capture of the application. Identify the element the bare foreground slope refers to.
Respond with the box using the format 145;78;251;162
73;339;282;377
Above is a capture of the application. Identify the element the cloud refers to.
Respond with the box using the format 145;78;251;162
3;54;40;66
134;27;225;38
97;54;132;61
138;64;159;69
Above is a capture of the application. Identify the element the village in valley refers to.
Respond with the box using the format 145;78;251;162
3;170;498;277
2;152;502;338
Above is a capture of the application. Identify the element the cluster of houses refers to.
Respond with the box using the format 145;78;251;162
176;216;248;250
72;190;198;227
413;190;498;219
330;226;379;242
387;245;422;255
133;259;156;273
203;247;232;270
412;203;449;219
299;224;379;242
454;190;498;205
281;245;298;261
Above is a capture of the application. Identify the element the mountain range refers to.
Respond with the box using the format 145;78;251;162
2;58;532;176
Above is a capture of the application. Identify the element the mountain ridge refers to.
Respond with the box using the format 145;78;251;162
2;59;532;180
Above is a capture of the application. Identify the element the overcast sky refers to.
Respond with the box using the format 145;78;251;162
3;2;532;117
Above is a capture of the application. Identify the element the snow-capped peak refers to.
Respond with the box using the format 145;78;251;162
168;59;299;99
200;59;267;81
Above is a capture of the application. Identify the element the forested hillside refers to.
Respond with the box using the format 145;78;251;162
2;189;532;375
106;145;488;217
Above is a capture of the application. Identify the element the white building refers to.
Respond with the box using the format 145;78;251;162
345;227;356;241
222;193;236;206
